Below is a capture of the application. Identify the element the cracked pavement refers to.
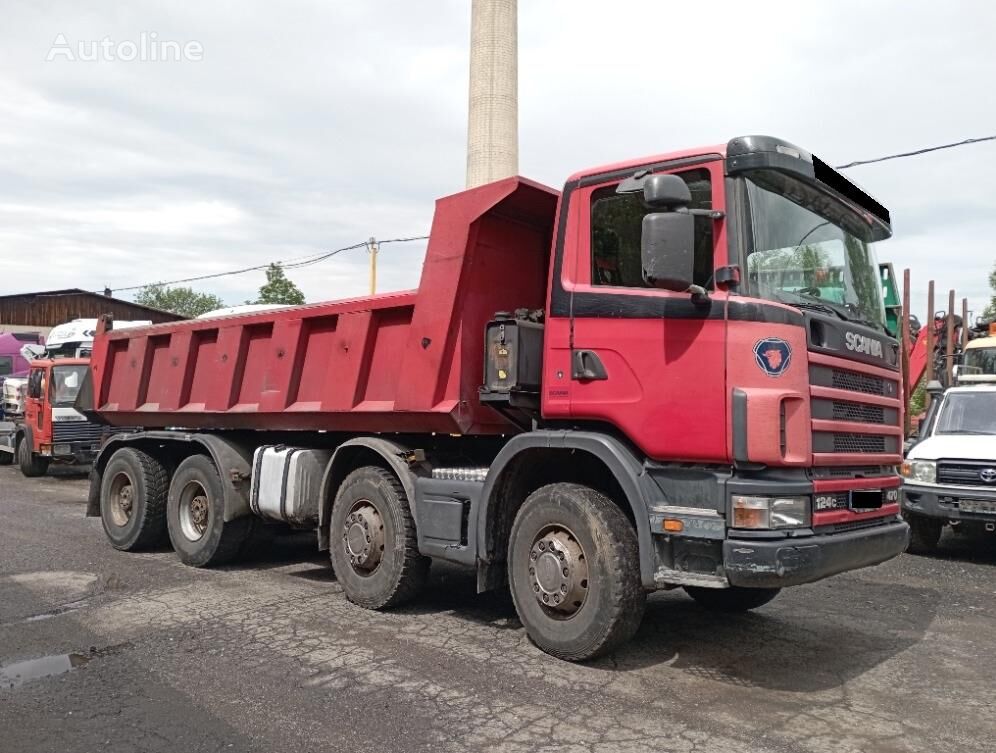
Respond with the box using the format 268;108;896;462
1;467;995;752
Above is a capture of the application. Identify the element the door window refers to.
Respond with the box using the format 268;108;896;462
590;168;714;288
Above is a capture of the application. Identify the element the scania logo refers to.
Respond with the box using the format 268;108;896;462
844;331;884;359
753;337;792;377
979;468;996;484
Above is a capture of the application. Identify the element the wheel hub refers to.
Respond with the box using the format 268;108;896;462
108;473;134;527
342;503;384;572
190;496;209;527
528;529;588;615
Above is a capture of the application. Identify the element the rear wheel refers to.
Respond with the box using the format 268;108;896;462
99;447;169;551
329;466;429;609
17;435;50;477
167;454;251;567
0;449;12;466
905;512;942;554
508;483;645;662
684;586;780;612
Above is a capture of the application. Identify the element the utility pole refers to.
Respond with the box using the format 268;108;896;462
368;237;379;295
466;0;518;188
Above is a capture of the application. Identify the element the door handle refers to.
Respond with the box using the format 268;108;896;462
572;350;608;381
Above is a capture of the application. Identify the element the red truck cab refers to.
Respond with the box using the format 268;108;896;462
16;358;100;476
84;135;908;661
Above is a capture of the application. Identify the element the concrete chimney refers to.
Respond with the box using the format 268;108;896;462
466;0;518;188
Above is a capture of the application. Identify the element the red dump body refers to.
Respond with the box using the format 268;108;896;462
91;177;560;434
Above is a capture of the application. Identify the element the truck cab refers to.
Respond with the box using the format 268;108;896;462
902;383;996;550
12;358;101;476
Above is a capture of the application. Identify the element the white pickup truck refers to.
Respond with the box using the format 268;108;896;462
901;383;996;551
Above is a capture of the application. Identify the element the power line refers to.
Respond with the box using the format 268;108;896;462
835;134;996;169
108;236;430;294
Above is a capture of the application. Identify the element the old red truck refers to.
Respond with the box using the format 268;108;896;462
82;135;909;660
1;358;100;476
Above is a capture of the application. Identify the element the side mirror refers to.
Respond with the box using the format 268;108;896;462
643;174;692;208
642;212;695;291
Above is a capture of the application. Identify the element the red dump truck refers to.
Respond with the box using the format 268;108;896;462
82;135;909;660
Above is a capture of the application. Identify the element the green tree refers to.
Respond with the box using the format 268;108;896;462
253;263;305;306
134;284;225;318
983;262;996;319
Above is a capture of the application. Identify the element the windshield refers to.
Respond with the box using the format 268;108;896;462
50;364;87;407
935;392;996;435
744;177;887;329
964;347;996;375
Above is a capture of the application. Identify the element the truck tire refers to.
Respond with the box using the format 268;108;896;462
100;448;169;551
507;483;646;662
167;454;251;567
905;513;942;554
684;586;780;612
17;435;50;477
0;449;12;465
329;466;429;609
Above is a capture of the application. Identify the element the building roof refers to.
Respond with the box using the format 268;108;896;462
0;288;185;327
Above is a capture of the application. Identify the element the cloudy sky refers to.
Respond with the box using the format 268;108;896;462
0;0;993;321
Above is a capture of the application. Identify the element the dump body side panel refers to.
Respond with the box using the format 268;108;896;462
90;178;560;435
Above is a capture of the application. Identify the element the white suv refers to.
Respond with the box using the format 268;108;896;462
901;384;996;551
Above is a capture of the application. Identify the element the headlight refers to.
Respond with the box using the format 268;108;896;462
900;460;936;484
732;495;810;529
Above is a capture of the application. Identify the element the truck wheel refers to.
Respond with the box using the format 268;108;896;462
0;449;12;466
905;513;942;554
507;483;645;662
684;586;780;612
17;436;49;477
100;448;169;551
167;454;251;567
329;466;429;609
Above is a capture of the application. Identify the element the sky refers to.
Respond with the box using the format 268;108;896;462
0;0;993;322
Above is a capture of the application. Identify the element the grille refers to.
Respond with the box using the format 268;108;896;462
52;421;103;444
831;369;887;396
832;433;887;453
937;461;996;488
831;400;886;424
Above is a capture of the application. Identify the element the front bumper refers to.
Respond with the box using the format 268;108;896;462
724;519;909;588
903;482;996;522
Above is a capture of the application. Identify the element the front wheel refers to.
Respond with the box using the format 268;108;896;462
167;455;251;567
508;483;646;662
684;585;780;612
17;436;49;477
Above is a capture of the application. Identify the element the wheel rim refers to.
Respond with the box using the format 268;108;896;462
108;471;135;527
178;480;210;541
528;525;589;618
341;499;385;576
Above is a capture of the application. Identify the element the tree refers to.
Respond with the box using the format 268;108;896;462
253;263;305;305
983;262;996;319
134;284;225;318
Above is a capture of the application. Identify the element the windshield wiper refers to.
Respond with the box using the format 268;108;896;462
770;288;888;333
940;429;996;435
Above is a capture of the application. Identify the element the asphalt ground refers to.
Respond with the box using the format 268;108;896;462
1;465;995;753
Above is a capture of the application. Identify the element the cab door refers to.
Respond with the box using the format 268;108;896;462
565;161;730;463
25;367;47;448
